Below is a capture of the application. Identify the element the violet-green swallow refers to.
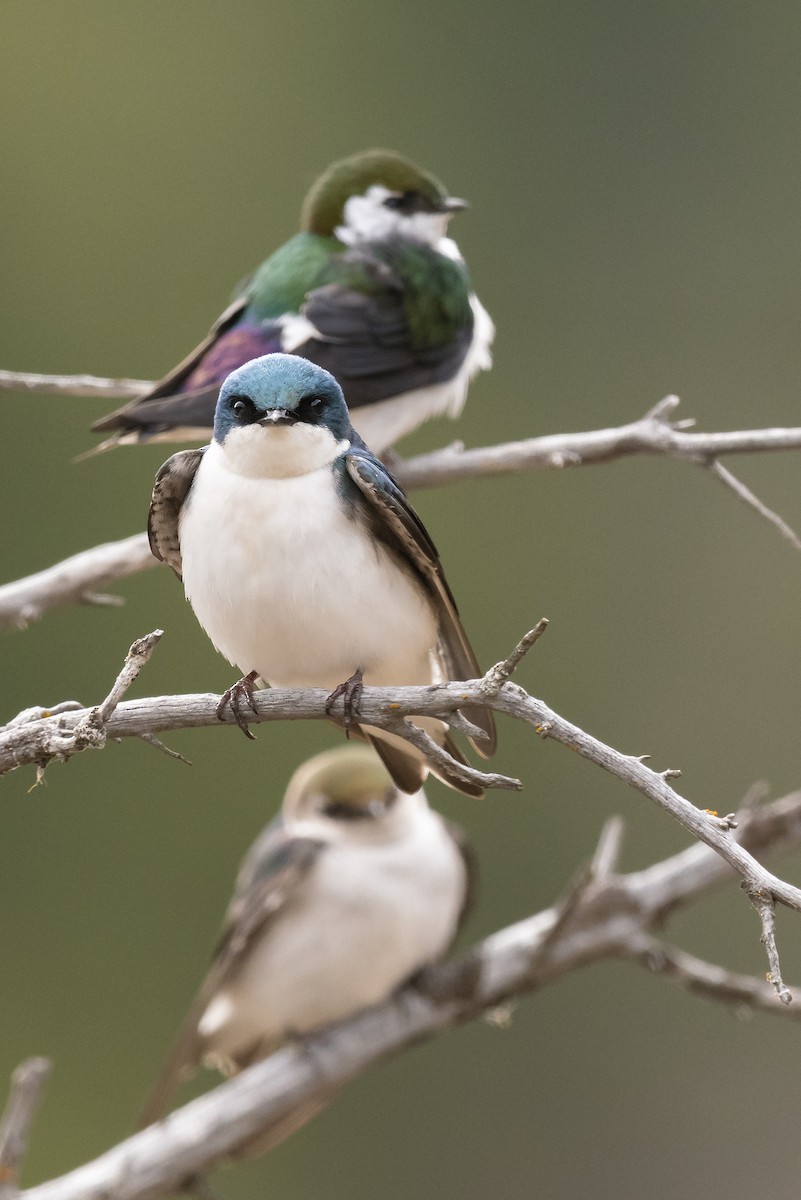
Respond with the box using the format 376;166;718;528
148;354;496;797
93;148;493;454
139;745;474;1152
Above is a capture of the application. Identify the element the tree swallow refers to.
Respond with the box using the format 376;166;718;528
92;148;494;454
148;354;496;797
139;745;475;1153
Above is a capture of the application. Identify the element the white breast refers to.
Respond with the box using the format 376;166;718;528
198;804;466;1063
179;440;438;689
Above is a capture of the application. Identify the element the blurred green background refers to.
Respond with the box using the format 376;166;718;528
3;2;801;1196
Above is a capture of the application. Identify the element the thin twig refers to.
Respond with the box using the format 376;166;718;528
481;620;549;695
6;632;164;775
707;459;801;552
591;815;625;878
137;733;192;766
0;1059;51;1197
747;890;792;1004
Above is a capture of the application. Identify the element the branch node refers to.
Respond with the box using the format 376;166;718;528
480;620;549;697
644;394;682;423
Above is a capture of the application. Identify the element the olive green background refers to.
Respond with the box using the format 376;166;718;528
2;3;801;1197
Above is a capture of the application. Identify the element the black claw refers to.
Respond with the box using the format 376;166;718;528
325;667;364;731
217;670;259;740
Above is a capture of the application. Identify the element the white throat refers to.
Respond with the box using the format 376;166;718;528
219;422;349;479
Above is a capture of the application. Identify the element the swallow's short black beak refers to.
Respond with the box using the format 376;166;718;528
438;196;469;213
258;409;297;427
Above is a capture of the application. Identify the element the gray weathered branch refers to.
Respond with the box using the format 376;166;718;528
0;370;150;398
3;395;801;630
4;628;801;979
17;786;801;1200
0;534;157;630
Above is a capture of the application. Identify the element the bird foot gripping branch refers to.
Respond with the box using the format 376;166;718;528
324;668;364;731
216;670;260;740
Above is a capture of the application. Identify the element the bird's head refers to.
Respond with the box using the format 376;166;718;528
301;149;468;248
213;354;351;477
283;746;417;842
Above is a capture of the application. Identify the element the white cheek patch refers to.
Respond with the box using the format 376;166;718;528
337;185;453;250
337;187;397;245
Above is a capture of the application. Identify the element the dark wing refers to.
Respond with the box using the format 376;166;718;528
138;828;325;1129
91;298;248;438
344;446;496;757
297;239;473;409
147;448;205;578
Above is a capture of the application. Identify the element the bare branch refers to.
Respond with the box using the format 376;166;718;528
4;396;801;631
6;372;801;469
396;400;801;488
0;1058;51;1198
0;370;149;399
4;629;801;988
0;534;155;631
2;632;163;774
707;459;801;552
18;787;801;1200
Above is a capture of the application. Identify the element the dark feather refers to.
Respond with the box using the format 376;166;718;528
299;240;473;408
344;448;496;757
147;448;205;578
364;733;428;795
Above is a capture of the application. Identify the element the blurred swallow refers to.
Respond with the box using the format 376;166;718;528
139;745;475;1153
93;148;493;454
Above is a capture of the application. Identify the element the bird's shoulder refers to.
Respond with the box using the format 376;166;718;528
246;231;341;319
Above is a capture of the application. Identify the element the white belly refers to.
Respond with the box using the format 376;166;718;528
179;443;438;689
199;809;465;1064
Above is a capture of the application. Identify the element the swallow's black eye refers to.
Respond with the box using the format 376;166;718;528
322;801;370;822
383;190;415;212
383;190;433;215
298;393;325;422
230;395;256;422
